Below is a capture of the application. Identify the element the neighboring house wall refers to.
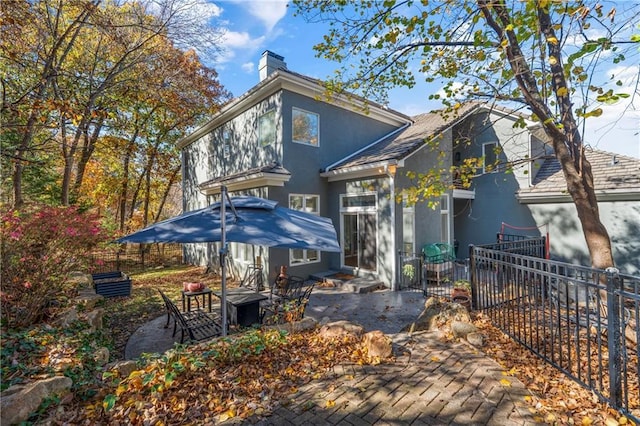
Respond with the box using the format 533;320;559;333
527;201;639;274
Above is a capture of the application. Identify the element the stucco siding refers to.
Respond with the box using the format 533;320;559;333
529;201;639;274
396;131;449;253
281;91;401;171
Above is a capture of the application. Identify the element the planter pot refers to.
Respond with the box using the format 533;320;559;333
451;288;470;299
452;294;471;312
92;272;131;298
183;282;205;292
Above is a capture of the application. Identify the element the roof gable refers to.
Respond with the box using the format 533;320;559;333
325;101;523;172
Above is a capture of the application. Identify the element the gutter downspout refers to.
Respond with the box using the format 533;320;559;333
324;123;411;172
387;164;397;291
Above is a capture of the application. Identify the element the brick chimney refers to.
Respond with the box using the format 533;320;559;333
259;50;287;81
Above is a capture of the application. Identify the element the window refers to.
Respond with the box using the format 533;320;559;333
258;110;276;146
292;108;319;146
483;142;499;173
440;195;450;243
289;194;320;264
402;196;414;253
341;194;376;209
230;242;253;264
223;130;230;158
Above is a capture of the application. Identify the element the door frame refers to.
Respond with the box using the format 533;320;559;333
339;192;378;274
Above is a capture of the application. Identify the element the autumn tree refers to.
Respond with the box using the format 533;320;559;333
1;0;228;212
294;0;640;270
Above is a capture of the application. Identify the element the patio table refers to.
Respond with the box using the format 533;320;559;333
213;290;268;327
182;288;213;313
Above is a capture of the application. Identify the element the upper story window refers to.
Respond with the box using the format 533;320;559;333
258;109;276;147
223;130;230;158
292;107;319;146
289;194;320;265
483;142;499;173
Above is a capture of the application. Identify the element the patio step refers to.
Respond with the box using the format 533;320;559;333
310;271;386;293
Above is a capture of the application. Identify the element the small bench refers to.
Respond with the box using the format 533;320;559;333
159;290;221;343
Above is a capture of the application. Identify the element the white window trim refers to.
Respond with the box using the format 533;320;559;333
223;130;230;158
339;192;378;274
289;194;321;266
258;109;276;147
440;194;450;244
402;195;415;254
292;107;320;147
339;192;377;213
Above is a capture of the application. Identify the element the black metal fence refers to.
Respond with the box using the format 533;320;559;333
398;252;469;297
470;245;640;422
89;244;185;274
398;234;546;298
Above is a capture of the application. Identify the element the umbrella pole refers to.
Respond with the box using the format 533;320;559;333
220;186;228;336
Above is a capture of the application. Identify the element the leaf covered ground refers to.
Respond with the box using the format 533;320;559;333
5;266;636;425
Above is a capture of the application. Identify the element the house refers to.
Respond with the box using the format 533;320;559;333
178;50;640;287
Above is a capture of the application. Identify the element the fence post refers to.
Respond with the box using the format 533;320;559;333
397;250;402;291
469;244;477;309
606;267;622;410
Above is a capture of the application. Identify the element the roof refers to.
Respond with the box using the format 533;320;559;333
199;162;290;187
325;101;523;172
198;162;292;195
518;150;640;202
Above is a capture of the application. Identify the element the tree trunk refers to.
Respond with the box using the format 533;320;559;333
154;165;181;223
72;116;104;199
479;0;615;270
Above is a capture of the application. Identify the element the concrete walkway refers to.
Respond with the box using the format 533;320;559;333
126;287;542;425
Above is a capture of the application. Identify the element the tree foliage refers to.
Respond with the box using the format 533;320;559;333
0;205;108;328
1;0;230;231
293;0;640;269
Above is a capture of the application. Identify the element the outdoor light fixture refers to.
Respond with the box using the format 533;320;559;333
387;164;397;176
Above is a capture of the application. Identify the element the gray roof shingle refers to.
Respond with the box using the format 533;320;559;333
520;150;640;194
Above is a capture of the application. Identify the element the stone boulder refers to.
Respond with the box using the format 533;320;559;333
466;332;484;347
56;306;79;328
85;308;104;331
68;271;93;289
94;347;110;366
451;320;478;338
1;376;72;426
318;320;365;339
105;360;139;378
362;330;392;359
75;290;103;311
403;297;472;333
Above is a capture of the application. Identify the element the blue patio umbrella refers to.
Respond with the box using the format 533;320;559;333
116;195;340;251
116;187;341;335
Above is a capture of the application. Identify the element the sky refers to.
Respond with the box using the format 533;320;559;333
196;0;639;158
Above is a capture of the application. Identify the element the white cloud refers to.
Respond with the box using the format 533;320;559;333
241;62;255;73
222;30;255;48
232;0;288;32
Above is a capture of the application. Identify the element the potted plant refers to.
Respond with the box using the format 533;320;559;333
451;279;471;298
451;279;472;311
402;264;415;281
